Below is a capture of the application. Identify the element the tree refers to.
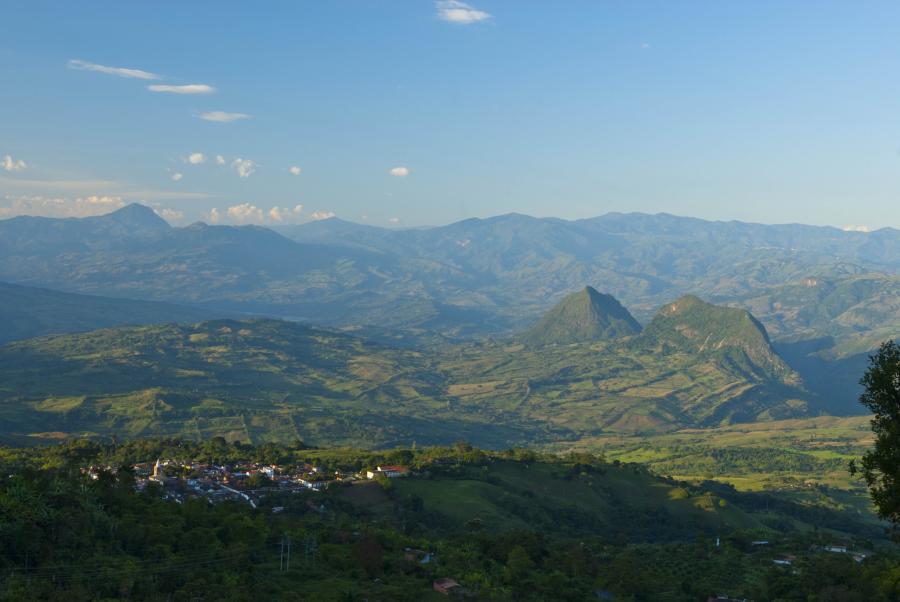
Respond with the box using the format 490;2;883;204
352;538;383;577
852;340;900;525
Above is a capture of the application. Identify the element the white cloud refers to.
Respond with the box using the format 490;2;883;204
310;210;336;221
268;204;304;222
198;111;251;122
388;217;400;224
207;203;305;225
640;42;651;49
842;224;871;233
436;0;491;24
215;155;226;165
171;172;183;182
148;84;216;95
0;194;127;218
153;207;184;224
232;158;256;178
226;202;265;224
389;166;410;177
2;155;27;172
67;58;161;80
186;152;205;165
289;166;302;176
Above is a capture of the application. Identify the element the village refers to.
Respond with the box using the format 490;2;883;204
84;458;411;509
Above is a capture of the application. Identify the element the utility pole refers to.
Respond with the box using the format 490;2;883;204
280;533;292;572
286;534;292;571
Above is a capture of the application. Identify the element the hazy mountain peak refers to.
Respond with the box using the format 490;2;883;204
520;286;641;346
100;203;170;230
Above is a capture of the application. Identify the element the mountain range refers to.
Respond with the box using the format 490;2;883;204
2;205;899;338
1;204;898;414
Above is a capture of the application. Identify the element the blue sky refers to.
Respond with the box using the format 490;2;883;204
2;1;900;229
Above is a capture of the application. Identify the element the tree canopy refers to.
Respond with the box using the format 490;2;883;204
854;340;900;525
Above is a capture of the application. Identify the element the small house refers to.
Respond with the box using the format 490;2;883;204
366;465;410;479
433;578;462;595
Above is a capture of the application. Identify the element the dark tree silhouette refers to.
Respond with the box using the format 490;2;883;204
852;340;900;525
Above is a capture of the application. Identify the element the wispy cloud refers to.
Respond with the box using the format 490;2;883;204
215;155;226;165
148;84;216;95
2;154;27;172
232;158;256;178
389;166;411;177
171;172;183;182
310;210;336;221
0;194;126;218
0;175;209;202
0;175;120;192
436;0;491;24
186;152;206;165
198;111;251;122
68;58;162;80
289;166;302;176
388;217;400;224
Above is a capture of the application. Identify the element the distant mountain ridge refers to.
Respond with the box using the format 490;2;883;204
521;286;641;346
0;281;216;344
2;205;899;365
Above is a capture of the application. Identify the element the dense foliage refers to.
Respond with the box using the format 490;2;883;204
854;341;900;526
0;439;897;601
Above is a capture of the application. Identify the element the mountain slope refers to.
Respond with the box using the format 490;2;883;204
0;318;464;447
639;295;797;383
0;309;818;446
520;286;641;346
0;282;216;344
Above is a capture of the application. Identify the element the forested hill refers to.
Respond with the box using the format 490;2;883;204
0;439;890;600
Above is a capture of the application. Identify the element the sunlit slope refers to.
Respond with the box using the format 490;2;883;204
0;299;814;446
519;286;641;346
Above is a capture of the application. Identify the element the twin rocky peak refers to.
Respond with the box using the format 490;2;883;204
521;286;775;357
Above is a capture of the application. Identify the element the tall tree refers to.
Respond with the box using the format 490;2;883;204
853;340;900;525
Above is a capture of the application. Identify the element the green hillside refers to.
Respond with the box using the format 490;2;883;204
519;286;641;346
0;319;466;447
0;297;818;446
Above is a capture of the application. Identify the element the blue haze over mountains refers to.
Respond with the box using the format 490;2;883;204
1;203;899;413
